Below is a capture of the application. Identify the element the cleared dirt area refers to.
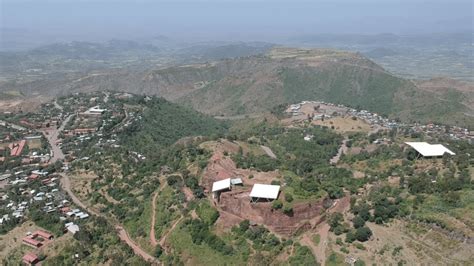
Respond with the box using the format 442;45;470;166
358;221;473;265
0;222;70;260
200;140;282;191
313;116;372;133
0;96;50;113
26;138;42;149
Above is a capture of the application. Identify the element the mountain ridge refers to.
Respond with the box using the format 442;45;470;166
1;47;472;127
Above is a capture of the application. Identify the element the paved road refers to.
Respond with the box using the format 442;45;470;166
42;114;73;163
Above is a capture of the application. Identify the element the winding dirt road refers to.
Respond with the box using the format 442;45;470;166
150;192;159;247
159;216;183;250
47;111;158;264
330;137;349;164
60;173;158;264
116;225;158;263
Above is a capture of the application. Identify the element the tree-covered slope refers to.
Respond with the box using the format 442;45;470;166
118;96;227;157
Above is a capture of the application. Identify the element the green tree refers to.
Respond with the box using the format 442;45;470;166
355;226;372;242
352;215;365;229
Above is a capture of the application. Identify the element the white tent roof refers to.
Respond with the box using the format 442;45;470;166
405;142;455;157
212;178;231;192
250;184;280;199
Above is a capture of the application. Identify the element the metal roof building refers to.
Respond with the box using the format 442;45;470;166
250;184;280;202
212;178;231;192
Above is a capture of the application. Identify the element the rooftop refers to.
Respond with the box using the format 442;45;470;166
250;184;280;200
212;178;231;192
405;142;455;157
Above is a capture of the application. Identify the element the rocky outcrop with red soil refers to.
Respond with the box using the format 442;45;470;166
219;190;324;236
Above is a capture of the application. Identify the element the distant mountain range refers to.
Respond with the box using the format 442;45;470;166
1;47;472;127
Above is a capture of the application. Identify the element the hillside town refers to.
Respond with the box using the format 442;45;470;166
286;100;474;142
0;92;472;265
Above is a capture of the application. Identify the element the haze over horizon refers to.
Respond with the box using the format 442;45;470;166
1;0;472;50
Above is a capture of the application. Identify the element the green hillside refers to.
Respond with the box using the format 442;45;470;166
177;49;473;126
119;96;228;157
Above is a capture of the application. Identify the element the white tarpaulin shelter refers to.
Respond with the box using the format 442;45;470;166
212;178;231;193
250;184;280;202
405;142;455;157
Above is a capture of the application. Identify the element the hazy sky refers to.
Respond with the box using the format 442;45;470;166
1;0;472;47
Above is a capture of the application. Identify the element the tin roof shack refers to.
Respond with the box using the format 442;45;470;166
212;178;231;200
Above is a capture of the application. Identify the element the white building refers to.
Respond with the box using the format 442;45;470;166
212;178;231;199
250;184;280;203
405;142;455;158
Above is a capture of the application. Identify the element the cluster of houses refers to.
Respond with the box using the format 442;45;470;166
0;169;89;228
409;123;474;142
1;171;55;222
287;101;474;143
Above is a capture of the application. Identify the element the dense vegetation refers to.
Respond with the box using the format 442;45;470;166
119;96;227;157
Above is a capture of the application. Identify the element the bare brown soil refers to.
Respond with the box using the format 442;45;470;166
201;140;328;236
200;140;281;191
313;116;371;133
0;96;50;113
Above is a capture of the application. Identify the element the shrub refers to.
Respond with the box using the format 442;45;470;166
285;192;294;203
272;200;283;210
345;230;356;243
283;204;293;216
154;246;163;258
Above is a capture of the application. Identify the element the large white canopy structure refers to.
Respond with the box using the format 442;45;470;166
405;142;455;157
250;184;280;200
212;178;231;192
